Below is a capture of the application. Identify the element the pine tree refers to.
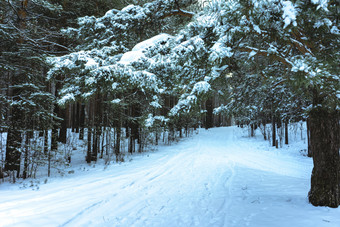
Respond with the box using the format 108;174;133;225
196;0;339;207
48;0;198;161
1;0;62;178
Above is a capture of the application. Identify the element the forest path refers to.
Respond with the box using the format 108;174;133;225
1;127;339;227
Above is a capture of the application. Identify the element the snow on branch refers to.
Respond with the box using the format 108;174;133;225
239;46;292;68
159;9;194;19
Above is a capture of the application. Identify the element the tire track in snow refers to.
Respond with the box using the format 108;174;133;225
60;200;104;227
221;160;236;226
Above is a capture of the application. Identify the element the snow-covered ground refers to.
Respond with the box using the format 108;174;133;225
1;126;340;227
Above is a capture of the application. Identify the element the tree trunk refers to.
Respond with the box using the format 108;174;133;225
44;130;49;154
73;103;80;133
115;126;121;162
285;121;289;145
51;126;58;151
4;74;22;176
307;118;312;157
71;104;75;132
308;108;340;208
92;95;102;161
22;138;28;179
86;127;92;163
58;107;67;144
92;128;98;161
5;127;21;175
79;103;85;140
128;133;135;154
272;115;276;147
263;121;267;140
205;98;213;129
48;148;51;177
86;101;93;163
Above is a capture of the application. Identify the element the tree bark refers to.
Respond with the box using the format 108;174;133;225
115;126;121;162
285;121;289;145
251;124;254;137
22;131;31;179
79;103;85;140
44;129;49;154
5;73;22;176
307;118;312;157
86;101;93;163
58;107;67;144
4;0;30;178
92;128;98;161
308;108;340;208
272;115;276;147
86;127;92;163
205;98;213;129
5;126;21;175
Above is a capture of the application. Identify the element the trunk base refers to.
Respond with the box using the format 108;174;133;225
308;108;340;208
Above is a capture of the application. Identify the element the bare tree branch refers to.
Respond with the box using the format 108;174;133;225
7;0;19;17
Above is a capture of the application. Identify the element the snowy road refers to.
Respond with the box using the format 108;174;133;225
1;127;340;227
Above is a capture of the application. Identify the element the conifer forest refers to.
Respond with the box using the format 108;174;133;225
0;0;339;223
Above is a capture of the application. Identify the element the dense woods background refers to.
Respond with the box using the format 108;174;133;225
0;0;339;207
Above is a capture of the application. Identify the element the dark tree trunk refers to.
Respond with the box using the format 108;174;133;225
308;108;340;208
285;121;289;145
205;98;213;129
251;124;254;137
128;134;135;154
92;128;98;162
138;131;143;153
128;104;140;154
23;142;28;179
44;129;49;154
263;121;267;140
51;126;58;151
5;76;23;175
86;101;93;163
272;115;276;147
76;103;80;133
79;103;85;140
100;128;106;158
22;131;32;179
51;84;59;152
5;127;21;175
115;126;121;162
70;103;78;133
155;130;159;145
71;104;75;132
58;107;67;144
307;118;312;157
93;95;102;161
86;127;92;163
